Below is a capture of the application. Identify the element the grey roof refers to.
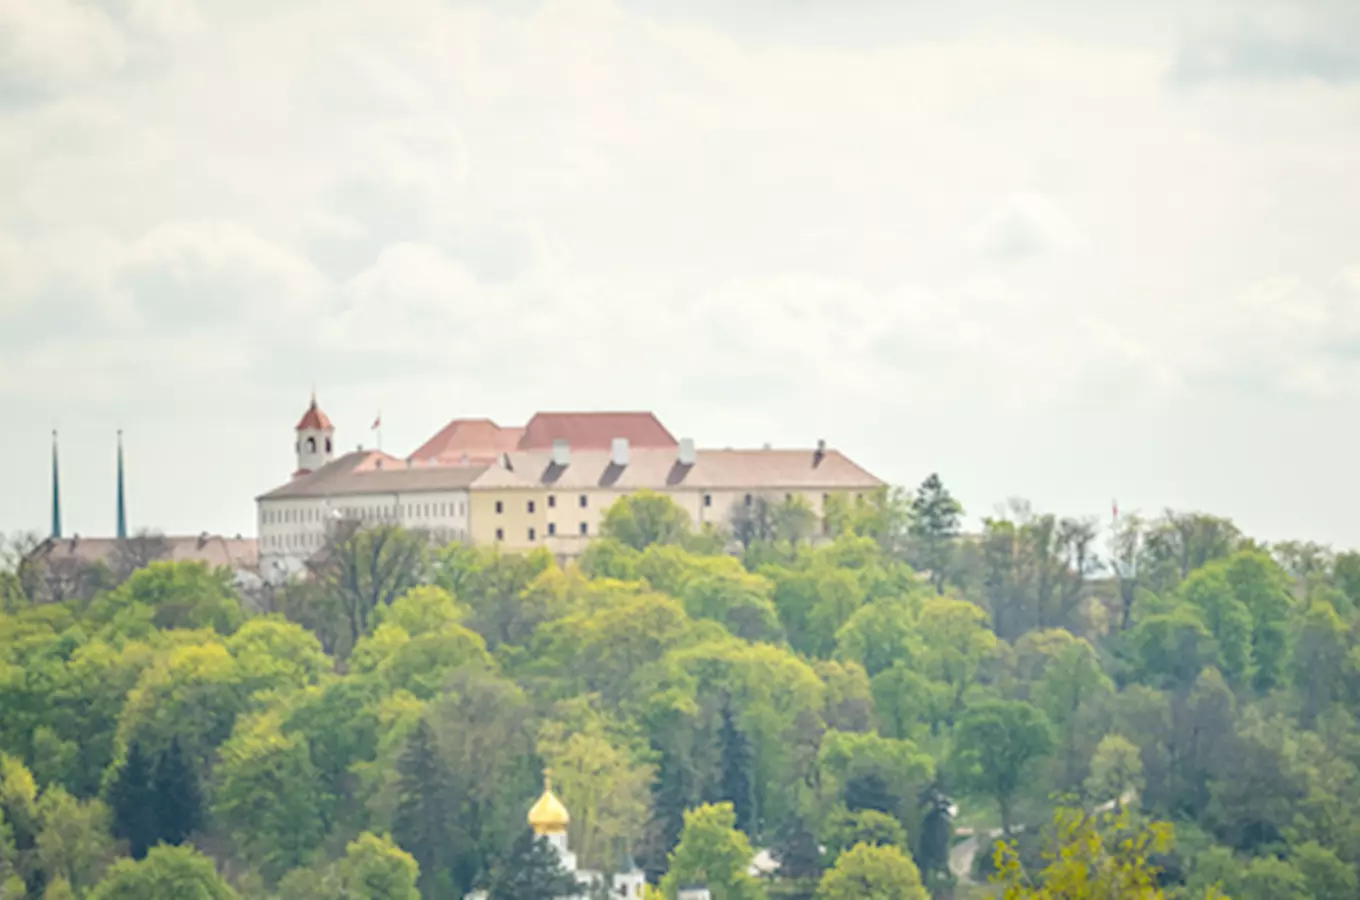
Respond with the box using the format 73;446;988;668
257;451;489;500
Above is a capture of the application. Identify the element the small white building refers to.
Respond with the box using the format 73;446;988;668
467;774;646;900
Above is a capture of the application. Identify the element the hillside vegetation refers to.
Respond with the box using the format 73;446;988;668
2;480;1358;899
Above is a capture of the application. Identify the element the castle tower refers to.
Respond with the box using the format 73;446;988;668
294;392;335;477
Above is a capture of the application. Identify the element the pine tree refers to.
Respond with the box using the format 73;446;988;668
718;703;755;836
152;738;202;846
484;830;579;900
909;473;962;594
108;742;158;860
392;720;459;897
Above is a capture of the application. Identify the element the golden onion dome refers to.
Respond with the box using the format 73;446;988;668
527;772;570;834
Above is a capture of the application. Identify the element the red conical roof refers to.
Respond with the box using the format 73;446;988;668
295;395;333;431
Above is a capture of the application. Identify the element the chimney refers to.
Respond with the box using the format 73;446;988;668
814;438;827;466
677;437;696;465
611;437;630;466
501;452;513;471
552;439;571;467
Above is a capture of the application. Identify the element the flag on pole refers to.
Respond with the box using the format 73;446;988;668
1112;499;1119;520
372;412;382;431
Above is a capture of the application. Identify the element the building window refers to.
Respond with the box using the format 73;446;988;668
704;494;712;507
579;494;588;508
528;527;536;541
744;494;753;506
548;522;557;536
495;528;504;541
785;493;793;502
527;500;536;513
306;437;316;453
823;493;830;504
548;495;556;508
325;437;333;453
495;500;504;514
578;522;588;536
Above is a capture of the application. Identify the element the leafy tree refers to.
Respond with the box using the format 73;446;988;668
659;803;765;900
820;808;907;864
951;700;1053;834
817;842;927;900
35;786;114;895
1235;856;1307;900
313;523;430;648
835;599;917;678
909;474;962;595
87;562;243;634
992;808;1226;898
1084;734;1143;811
432;545;556;649
484;830;579;900
601;491;693;551
1293;840;1358;900
87;844;237;900
680;572;783;643
1179;567;1254;685
212;711;326;881
538;715;653;872
339;832;421;900
912;597;996;721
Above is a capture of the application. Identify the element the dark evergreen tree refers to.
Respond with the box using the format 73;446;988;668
843;772;897;816
152;738;202;846
392;719;461;897
771;806;823;881
718;703;755;836
109;741;158;859
916;781;955;893
909;473;963;594
484;830;579;900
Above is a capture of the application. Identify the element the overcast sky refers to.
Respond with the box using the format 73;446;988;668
3;0;1360;547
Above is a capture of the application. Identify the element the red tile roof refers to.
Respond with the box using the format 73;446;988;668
517;411;677;450
296;397;333;431
408;418;524;463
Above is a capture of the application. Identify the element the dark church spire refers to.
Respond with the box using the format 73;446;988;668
116;430;127;540
51;430;62;539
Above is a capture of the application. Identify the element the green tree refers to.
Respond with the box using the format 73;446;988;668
87;844;237;900
951;700;1053;834
35;786;114;895
820;809;908;864
432;545;556;650
87;562;243;634
1084;734;1143;811
659;803;765;900
313;523;430;648
1179;568;1254;685
152;738;203;848
992;808;1226;899
390;719;460;897
835;599;918;678
484;830;579;900
817;842;927;900
339;832;421;900
107;742;156;859
1292;841;1357;900
912;597;996;721
212;710;326;881
537;717;653;873
600;491;693;551
1236;856;1307;900
909;474;962;595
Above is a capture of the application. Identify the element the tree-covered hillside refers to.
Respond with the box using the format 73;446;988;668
2;481;1359;899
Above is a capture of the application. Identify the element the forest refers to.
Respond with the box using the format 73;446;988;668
2;477;1359;899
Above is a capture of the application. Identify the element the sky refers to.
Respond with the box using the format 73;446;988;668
3;0;1360;548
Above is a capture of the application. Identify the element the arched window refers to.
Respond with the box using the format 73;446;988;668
306;436;317;453
325;437;332;453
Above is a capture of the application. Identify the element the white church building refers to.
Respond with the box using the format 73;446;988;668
467;775;650;900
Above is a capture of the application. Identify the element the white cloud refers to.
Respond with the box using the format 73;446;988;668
4;0;1360;544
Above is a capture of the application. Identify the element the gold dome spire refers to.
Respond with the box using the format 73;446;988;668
528;770;570;835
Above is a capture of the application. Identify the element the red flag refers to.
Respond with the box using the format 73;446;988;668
372;413;381;430
1112;499;1119;519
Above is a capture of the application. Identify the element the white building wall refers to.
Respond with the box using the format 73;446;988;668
258;489;471;582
